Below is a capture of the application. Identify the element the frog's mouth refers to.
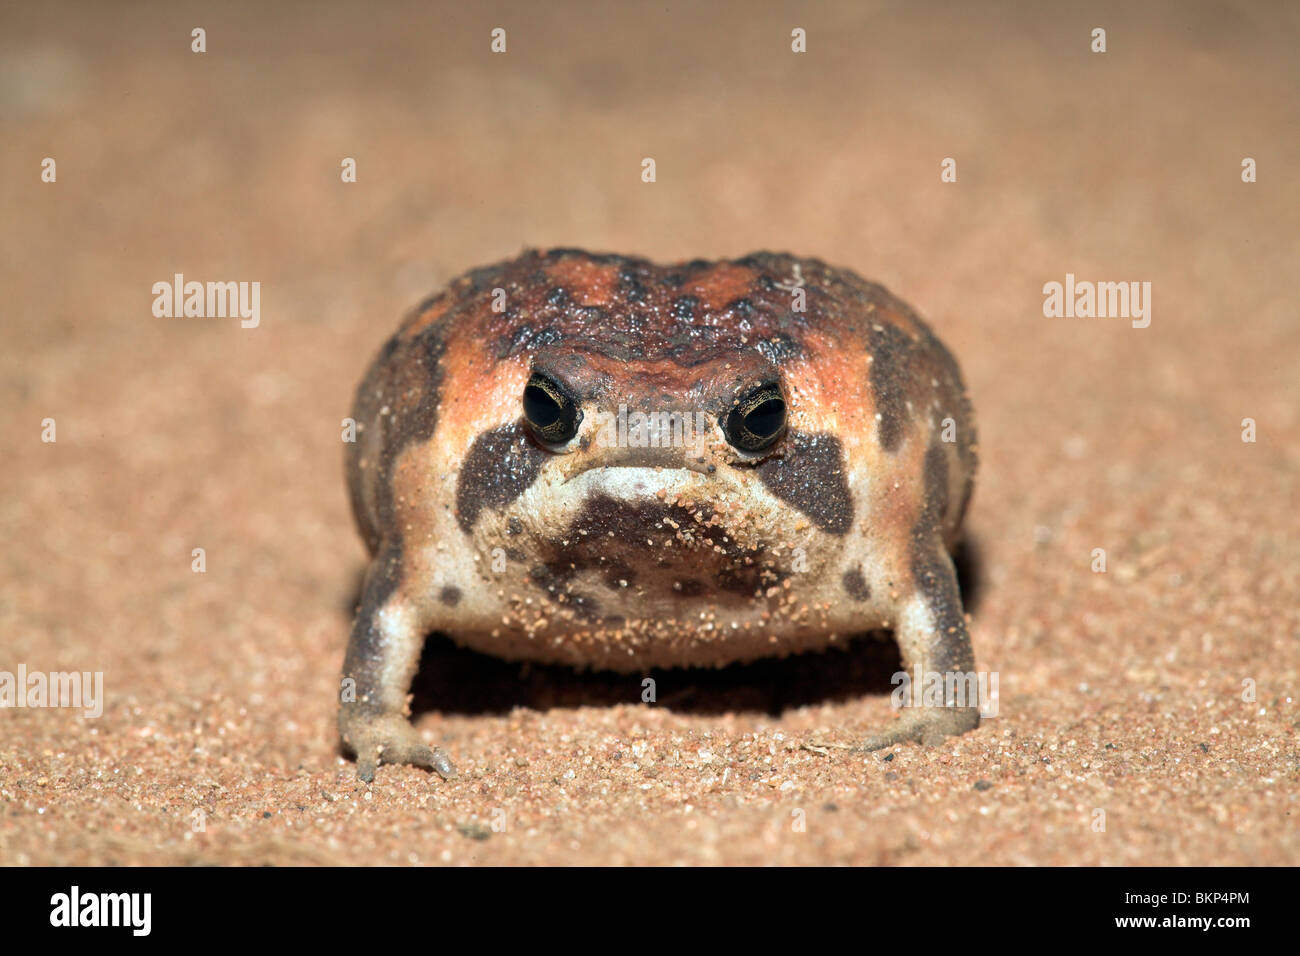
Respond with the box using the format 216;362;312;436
563;463;713;499
561;445;716;480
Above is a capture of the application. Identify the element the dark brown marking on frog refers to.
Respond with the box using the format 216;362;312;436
842;568;871;602
493;324;565;359
346;319;451;555
917;436;950;533
736;252;791;276
755;431;853;535
673;578;707;597
671;295;699;320
602;561;637;590
528;563;563;590
464;261;510;293
566;592;602;622
868;323;915;453
922;337;978;528
542;495;784;601
528;560;582;606
454;423;548;534
439;586;462;607
729;297;756;318
620;267;649;303
913;562;971;672
755;332;804;364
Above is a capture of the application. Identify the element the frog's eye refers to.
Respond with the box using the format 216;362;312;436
722;383;786;452
523;372;582;444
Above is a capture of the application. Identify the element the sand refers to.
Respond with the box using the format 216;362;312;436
1;0;1297;866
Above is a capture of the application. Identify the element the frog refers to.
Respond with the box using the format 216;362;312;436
340;248;980;782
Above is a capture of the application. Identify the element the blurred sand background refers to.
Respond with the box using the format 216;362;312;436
1;0;1297;865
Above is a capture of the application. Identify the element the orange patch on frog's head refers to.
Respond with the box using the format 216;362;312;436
542;256;621;307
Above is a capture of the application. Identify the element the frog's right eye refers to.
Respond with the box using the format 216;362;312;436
523;373;582;444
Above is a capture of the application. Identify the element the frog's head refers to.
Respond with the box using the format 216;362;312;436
438;251;858;609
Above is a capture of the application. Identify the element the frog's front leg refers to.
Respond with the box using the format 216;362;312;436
338;542;456;782
858;544;981;750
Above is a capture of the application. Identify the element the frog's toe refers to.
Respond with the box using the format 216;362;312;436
407;743;457;780
341;711;457;782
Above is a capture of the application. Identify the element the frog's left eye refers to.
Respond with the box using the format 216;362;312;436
722;383;787;452
523;372;582;444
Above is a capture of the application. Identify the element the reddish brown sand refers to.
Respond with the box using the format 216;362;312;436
2;1;1297;866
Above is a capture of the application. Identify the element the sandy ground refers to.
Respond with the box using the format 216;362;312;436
1;1;1297;866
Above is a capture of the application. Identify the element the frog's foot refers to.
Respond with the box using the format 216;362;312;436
856;705;981;752
339;710;457;783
